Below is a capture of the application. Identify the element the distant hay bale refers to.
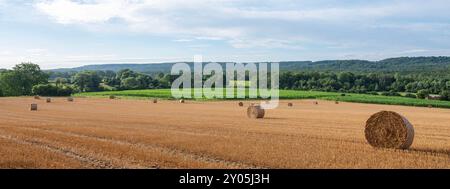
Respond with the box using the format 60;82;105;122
30;104;38;111
247;105;265;119
288;102;293;107
314;101;318;105
428;105;432;108
34;95;40;100
179;99;185;103
335;101;339;104
153;99;158;103
365;111;414;149
109;95;115;99
67;97;74;102
46;98;51;103
238;102;244;107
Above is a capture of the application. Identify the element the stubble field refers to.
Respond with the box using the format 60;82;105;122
0;97;448;169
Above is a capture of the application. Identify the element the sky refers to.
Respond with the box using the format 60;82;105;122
0;0;450;69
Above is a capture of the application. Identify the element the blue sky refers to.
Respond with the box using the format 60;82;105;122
0;0;450;69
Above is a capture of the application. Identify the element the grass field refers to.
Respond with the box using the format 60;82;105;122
76;89;450;109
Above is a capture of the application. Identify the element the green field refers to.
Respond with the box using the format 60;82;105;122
75;89;450;109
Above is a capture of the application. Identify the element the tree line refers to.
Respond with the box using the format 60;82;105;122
1;63;449;101
280;72;449;100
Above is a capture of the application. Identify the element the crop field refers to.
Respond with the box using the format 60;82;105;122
76;89;450;109
0;97;448;169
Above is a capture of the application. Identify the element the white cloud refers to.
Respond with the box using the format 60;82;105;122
35;0;140;24
0;50;13;56
26;48;49;56
173;39;193;42
32;0;450;52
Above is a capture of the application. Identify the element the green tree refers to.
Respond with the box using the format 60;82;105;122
13;63;48;95
121;77;140;89
440;90;449;100
0;71;23;96
55;77;68;86
0;63;48;96
416;89;430;99
73;71;101;92
32;84;74;96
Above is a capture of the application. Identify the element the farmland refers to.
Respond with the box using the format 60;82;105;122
0;97;448;168
76;89;450;109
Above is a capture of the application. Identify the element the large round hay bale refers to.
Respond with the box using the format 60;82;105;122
179;99;185;103
288;103;293;107
34;95;40;100
247;105;265;119
153;99;158;103
238;102;244;107
335;101;339;104
365;111;414;149
46;98;51;103
67;97;74;102
109;95;116;99
313;101;318;105
30;104;38;111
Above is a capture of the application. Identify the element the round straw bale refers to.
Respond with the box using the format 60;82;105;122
34;95;40;100
153;99;158;103
335;101;339;104
46;98;51;103
238;102;244;107
288;102;293;107
109;95;115;99
313;101;318;105
179;99;185;103
365;111;414;149
67;97;74;102
30;104;38;111
247;105;265;119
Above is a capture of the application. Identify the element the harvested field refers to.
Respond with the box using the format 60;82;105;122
0;97;449;169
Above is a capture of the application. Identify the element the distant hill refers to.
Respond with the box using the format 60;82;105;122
48;63;177;73
47;56;450;75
